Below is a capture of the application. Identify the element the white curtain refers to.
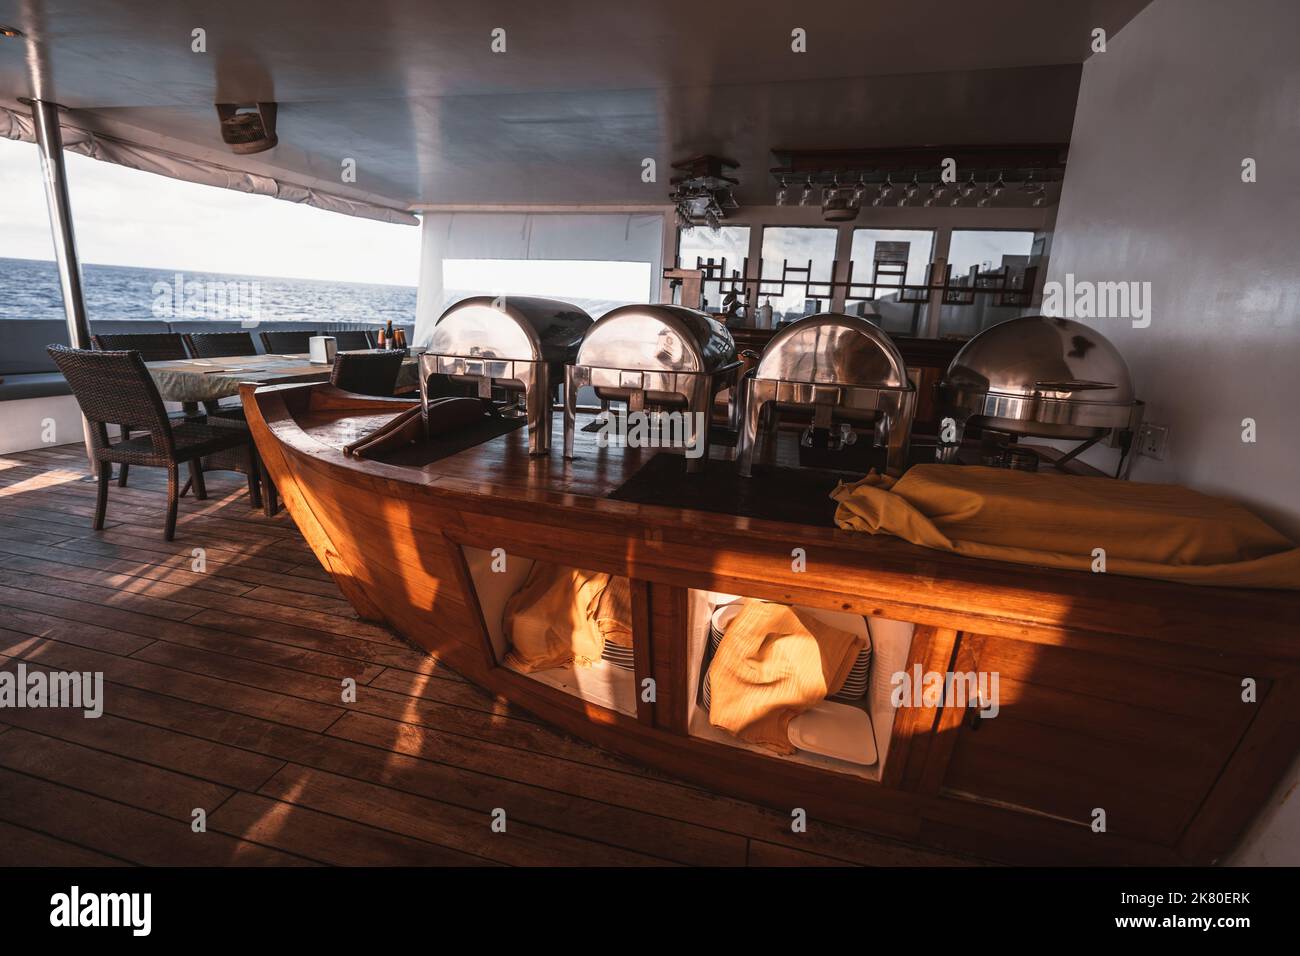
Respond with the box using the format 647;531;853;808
413;212;664;343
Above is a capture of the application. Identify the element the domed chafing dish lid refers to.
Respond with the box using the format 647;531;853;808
945;315;1135;402
430;295;593;365
575;304;736;374
755;313;910;389
940;315;1142;435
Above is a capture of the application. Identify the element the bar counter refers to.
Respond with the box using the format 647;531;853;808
242;381;1300;866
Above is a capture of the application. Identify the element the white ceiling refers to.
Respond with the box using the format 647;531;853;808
0;0;1154;206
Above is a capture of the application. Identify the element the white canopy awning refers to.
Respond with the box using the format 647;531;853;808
0;102;418;226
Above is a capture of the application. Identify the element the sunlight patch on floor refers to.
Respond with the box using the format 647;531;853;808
0;469;84;496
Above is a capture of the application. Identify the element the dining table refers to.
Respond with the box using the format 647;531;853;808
144;349;422;518
145;349;423;404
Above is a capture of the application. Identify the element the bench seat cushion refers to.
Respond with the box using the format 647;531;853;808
0;372;72;401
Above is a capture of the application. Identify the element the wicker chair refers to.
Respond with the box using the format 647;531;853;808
182;329;279;515
48;345;261;540
183;330;258;358
259;329;319;354
92;331;201;486
330;349;405;396
332;330;374;351
182;330;279;515
182;330;258;416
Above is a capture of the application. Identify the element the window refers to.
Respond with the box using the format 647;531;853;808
939;230;1043;338
845;229;935;337
946;229;1037;277
676;225;750;313
0;138;59;322
757;227;838;322
441;259;652;318
0;138;423;326
428;212;661;320
677;225;750;276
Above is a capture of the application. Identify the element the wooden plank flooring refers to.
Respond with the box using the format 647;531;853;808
0;443;978;867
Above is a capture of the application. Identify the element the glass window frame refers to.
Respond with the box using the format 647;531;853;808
674;224;752;275
938;227;1045;339
944;227;1040;280
755;225;841;322
671;218;1050;340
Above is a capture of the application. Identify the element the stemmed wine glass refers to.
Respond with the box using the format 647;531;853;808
799;176;817;206
872;174;894;207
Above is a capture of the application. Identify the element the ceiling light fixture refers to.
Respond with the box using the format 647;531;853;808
0;25;26;38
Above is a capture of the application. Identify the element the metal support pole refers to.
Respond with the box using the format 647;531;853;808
924;227;952;339
29;97;96;467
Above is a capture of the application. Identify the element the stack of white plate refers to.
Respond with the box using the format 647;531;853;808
700;602;741;710
831;644;872;702
702;601;872;709
601;639;635;670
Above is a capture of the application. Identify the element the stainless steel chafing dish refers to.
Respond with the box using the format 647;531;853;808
737;313;917;477
562;304;740;472
420;295;593;455
935;314;1144;477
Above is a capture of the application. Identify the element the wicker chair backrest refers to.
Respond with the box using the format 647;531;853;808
91;332;187;362
47;345;173;456
260;330;319;354
184;331;258;358
330;349;405;397
332;330;375;351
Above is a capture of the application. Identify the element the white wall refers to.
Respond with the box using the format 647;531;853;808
1045;0;1300;865
0;395;85;456
1046;0;1300;537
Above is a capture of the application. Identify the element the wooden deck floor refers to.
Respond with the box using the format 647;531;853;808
0;443;976;867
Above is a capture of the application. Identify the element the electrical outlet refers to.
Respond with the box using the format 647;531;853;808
1136;423;1169;460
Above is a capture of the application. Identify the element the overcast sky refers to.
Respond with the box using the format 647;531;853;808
0;137;421;287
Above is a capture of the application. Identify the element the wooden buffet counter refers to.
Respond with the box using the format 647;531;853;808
243;381;1300;866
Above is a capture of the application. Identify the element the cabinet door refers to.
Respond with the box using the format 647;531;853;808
935;633;1259;846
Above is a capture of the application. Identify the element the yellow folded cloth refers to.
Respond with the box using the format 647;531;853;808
594;575;634;648
503;563;633;671
707;600;864;754
831;464;1300;589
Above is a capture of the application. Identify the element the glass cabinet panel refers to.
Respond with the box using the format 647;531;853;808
846;228;936;336
757;226;838;322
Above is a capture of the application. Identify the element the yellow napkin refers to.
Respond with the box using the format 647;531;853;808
831;464;1300;589
594;575;634;648
707;600;864;754
504;563;633;671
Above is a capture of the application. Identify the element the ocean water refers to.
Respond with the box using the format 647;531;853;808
0;256;635;325
0;256;417;324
